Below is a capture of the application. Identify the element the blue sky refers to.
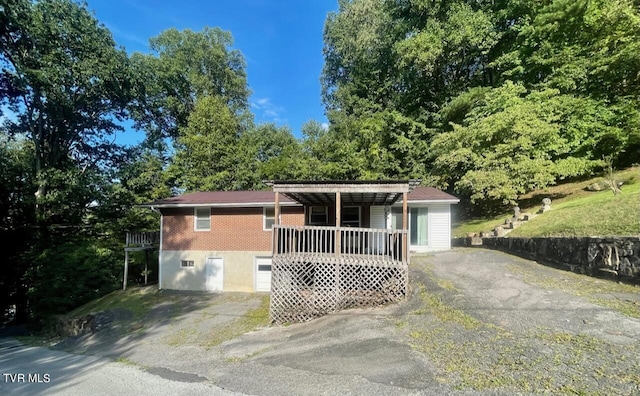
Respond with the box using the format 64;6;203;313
86;0;337;145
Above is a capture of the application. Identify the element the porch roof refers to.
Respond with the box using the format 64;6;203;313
141;190;296;208
141;183;459;208
264;180;421;206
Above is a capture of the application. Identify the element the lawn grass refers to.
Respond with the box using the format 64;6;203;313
66;285;170;319
453;166;640;237
509;182;640;237
452;213;511;238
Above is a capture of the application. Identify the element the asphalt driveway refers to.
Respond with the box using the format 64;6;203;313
2;249;640;395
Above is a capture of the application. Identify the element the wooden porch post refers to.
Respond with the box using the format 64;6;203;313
334;192;342;307
402;192;408;262
335;192;341;256
273;192;280;255
274;192;280;226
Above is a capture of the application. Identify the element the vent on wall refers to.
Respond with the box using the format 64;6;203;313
181;260;194;268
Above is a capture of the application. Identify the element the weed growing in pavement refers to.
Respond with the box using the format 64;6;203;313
115;356;136;366
412;286;482;330
204;295;271;348
163;328;199;346
506;262;640;318
224;346;273;363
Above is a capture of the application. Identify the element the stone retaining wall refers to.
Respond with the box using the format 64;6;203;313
452;236;640;281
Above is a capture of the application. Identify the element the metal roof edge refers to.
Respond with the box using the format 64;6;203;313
395;199;460;204
139;202;300;209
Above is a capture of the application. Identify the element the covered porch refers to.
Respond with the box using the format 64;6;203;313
266;180;419;323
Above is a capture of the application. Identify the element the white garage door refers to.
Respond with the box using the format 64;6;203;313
255;257;272;292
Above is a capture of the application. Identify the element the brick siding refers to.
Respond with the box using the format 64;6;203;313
162;206;305;251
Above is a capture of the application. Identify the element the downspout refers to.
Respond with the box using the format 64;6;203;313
150;206;163;290
159;213;163;290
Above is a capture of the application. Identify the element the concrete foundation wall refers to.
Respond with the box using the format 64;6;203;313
453;236;640;281
160;250;270;292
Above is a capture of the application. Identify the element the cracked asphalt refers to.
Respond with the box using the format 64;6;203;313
2;248;639;395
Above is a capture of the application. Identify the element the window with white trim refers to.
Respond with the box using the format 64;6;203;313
264;207;276;230
308;206;328;225
194;208;211;231
180;260;194;268
341;206;360;227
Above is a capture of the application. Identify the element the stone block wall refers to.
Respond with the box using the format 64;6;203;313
452;236;640;281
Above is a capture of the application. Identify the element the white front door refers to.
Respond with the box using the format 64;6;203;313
205;257;223;292
255;257;272;292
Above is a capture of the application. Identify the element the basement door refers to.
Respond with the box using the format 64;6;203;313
255;257;272;292
205;257;224;292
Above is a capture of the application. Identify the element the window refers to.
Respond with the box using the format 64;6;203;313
410;207;428;246
180;260;194;268
194;208;211;231
341;206;360;227
308;206;328;225
264;207;276;230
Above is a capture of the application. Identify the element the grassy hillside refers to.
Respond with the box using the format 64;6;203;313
453;167;640;238
66;285;168;319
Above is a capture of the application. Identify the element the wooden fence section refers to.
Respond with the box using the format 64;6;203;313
270;225;408;324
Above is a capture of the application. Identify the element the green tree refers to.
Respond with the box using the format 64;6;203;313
432;82;609;206
321;0;505;182
170;95;240;191
517;0;640;98
0;0;136;323
299;118;367;180
0;0;134;224
130;27;250;145
236;123;305;188
0;137;35;322
322;0;640;207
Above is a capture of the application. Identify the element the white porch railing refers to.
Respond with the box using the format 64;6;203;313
125;231;160;247
272;225;407;263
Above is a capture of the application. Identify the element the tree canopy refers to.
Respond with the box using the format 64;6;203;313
322;0;640;207
1;0;136;322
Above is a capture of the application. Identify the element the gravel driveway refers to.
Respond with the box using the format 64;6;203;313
7;249;640;395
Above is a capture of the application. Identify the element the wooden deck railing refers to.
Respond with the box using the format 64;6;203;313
125;231;160;247
272;225;407;263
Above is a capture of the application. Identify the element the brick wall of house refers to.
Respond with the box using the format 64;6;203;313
162;206;305;251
